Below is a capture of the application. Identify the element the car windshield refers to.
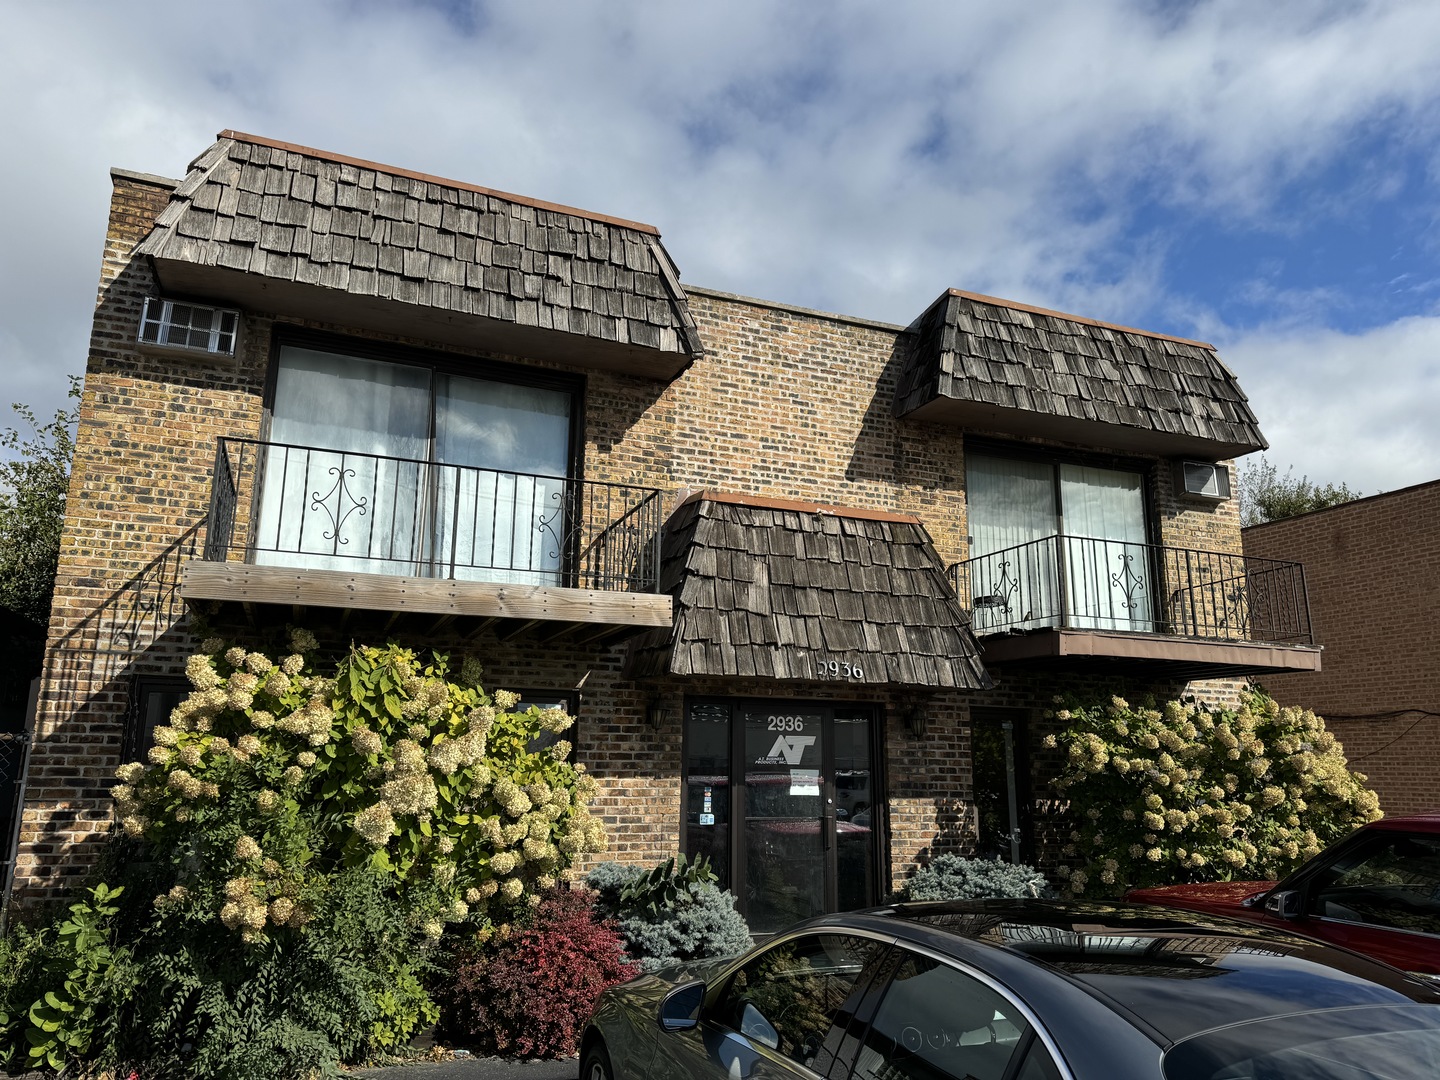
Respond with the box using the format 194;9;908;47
1163;1004;1440;1080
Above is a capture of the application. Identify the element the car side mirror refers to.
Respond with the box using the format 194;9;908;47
1264;889;1302;920
659;981;706;1032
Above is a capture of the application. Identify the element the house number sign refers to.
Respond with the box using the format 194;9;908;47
815;658;865;680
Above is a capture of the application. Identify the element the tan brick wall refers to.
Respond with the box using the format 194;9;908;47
17;174;273;894
1243;482;1440;815
17;179;1254;901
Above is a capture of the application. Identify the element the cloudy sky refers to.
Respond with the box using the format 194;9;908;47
3;0;1438;494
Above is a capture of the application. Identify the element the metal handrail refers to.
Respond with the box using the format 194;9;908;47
953;533;1313;646
202;437;666;593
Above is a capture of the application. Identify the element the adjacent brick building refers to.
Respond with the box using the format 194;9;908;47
1244;481;1440;815
5;132;1323;927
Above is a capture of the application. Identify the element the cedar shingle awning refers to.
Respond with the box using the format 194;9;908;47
134;132;702;379
895;290;1267;459
626;493;993;689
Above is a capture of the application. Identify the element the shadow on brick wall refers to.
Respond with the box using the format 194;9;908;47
15;524;203;899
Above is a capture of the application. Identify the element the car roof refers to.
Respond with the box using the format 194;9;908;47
800;899;1440;1046
1365;812;1440;833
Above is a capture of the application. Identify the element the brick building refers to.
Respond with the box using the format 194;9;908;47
1244;480;1440;816
5;132;1323;928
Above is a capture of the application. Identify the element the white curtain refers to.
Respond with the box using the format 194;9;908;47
255;348;430;574
433;374;571;586
966;455;1060;629
966;455;1151;632
254;347;572;585
1060;464;1152;631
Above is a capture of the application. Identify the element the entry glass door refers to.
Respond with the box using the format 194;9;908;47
684;700;879;935
743;705;826;933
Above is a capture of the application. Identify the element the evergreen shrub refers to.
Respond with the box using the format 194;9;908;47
586;857;752;971
896;855;1052;902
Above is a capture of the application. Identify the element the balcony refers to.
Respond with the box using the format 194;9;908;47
181;438;674;643
953;535;1321;678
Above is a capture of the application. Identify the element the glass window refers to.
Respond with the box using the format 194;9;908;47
124;676;191;763
1308;832;1440;935
965;452;1151;633
515;691;578;756
254;342;573;583
714;933;883;1073
684;702;732;892
852;952;1031;1080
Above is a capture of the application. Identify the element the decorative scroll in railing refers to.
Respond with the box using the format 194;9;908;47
954;534;1313;645
204;438;665;593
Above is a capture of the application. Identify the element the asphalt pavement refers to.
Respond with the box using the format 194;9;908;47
352;1055;578;1080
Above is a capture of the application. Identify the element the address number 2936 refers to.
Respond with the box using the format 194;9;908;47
816;659;865;680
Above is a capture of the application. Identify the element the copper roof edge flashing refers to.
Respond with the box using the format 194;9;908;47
216;129;662;236
944;288;1216;350
675;489;924;525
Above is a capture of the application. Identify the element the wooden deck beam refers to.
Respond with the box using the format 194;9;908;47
180;560;673;631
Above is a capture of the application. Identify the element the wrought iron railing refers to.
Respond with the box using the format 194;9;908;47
203;438;666;592
953;534;1313;645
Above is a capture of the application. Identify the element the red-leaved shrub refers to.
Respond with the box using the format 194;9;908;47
435;888;633;1058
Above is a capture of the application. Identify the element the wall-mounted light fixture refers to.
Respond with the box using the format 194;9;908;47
903;699;929;739
647;698;670;731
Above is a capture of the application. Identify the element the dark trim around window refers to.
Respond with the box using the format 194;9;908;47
259;324;588;486
963;437;1160;549
123;675;191;764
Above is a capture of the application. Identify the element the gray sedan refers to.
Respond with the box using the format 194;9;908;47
580;899;1440;1080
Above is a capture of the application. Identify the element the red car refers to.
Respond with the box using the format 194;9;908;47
1127;813;1440;978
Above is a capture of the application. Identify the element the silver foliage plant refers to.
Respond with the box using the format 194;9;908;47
896;854;1053;902
585;860;752;972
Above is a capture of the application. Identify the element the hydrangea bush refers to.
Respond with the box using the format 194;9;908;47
1048;690;1381;897
0;633;612;1077
114;633;605;942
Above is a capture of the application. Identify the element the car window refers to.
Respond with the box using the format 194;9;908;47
714;933;884;1074
1014;1041;1064;1080
1308;832;1440;935
851;952;1037;1080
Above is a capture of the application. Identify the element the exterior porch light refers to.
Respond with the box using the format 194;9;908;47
647;698;671;731
903;699;929;739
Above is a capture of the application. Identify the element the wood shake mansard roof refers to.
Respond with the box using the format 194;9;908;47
135;131;702;377
895;289;1267;458
627;493;993;689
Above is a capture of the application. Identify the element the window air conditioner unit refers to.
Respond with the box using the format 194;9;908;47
138;297;239;356
1176;460;1230;502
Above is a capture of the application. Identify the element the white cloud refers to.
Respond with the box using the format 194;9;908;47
1223;315;1440;493
2;0;1439;487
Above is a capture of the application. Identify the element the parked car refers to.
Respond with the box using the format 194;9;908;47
1127;812;1440;977
580;898;1440;1080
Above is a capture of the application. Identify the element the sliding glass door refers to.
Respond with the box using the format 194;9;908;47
254;341;572;584
1059;464;1152;631
967;452;1153;632
432;373;571;584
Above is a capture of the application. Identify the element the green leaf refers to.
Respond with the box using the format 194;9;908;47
383;693;403;719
